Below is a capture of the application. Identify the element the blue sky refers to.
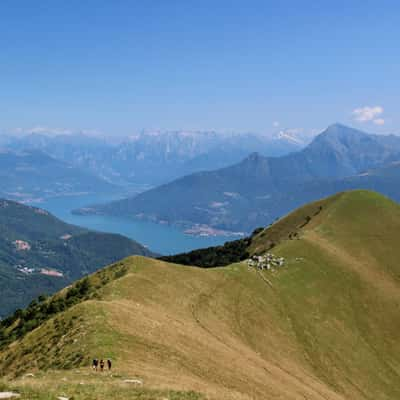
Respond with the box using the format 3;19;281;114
0;1;398;136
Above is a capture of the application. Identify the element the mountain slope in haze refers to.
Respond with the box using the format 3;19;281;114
4;130;306;186
78;124;400;232
2;190;400;399
0;149;117;202
0;199;155;317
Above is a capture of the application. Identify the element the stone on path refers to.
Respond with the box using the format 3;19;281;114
123;379;142;385
57;396;69;400
0;393;20;399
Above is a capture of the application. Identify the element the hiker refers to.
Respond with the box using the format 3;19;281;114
107;359;112;370
92;358;98;371
100;359;105;372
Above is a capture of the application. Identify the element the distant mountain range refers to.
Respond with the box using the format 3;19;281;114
77;124;400;233
0;149;116;202
2;129;307;186
0;199;154;317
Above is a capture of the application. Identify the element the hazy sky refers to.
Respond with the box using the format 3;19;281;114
0;1;398;136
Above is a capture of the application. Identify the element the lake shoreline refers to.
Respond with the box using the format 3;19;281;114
26;194;227;255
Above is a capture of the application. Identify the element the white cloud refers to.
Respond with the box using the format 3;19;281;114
352;106;384;123
373;118;385;126
272;121;280;128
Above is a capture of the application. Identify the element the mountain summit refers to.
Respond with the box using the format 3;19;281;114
304;123;398;177
76;124;400;232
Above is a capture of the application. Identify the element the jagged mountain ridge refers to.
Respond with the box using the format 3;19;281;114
3;129;306;186
77;124;400;232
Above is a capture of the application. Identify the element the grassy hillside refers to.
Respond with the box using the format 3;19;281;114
159;194;342;268
0;199;155;317
1;190;400;399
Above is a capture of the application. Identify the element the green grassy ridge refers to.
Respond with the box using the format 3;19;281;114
249;191;344;254
271;239;400;397
2;190;400;399
266;191;400;397
0;261;129;353
160;192;344;268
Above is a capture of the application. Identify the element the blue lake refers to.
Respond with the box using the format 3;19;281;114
29;194;227;255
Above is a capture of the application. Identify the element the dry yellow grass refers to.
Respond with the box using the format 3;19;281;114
2;190;400;399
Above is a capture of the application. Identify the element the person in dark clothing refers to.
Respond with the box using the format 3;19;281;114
100;359;105;372
107;359;112;370
92;358;98;371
